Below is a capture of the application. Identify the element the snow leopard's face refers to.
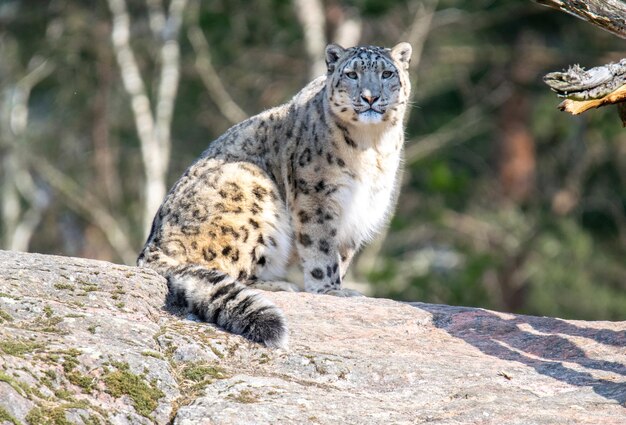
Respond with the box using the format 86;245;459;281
325;43;412;125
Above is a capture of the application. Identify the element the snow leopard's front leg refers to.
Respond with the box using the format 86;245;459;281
292;196;343;294
328;244;362;297
290;180;361;296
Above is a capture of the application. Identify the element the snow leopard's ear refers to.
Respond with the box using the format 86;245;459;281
325;44;346;73
391;42;412;70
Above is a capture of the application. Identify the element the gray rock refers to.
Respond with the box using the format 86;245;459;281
0;250;624;424
0;382;35;423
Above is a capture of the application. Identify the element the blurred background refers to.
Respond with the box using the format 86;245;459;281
1;0;625;320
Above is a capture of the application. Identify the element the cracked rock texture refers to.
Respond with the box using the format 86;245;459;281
0;250;624;424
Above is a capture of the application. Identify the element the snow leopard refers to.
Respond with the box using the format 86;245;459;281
137;42;413;348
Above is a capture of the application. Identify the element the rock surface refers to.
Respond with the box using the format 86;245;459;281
0;249;624;424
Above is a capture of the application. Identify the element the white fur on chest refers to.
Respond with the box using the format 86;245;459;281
336;131;401;248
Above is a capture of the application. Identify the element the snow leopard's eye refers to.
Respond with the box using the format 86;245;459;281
382;70;393;79
345;71;358;80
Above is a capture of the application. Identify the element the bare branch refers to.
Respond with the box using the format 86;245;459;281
401;0;439;72
1;153;21;249
331;8;362;48
187;25;248;125
533;0;626;39
108;0;161;237
405;107;486;164
10;166;49;253
108;0;187;237
405;83;511;164
108;0;156;157
544;59;626;101
537;1;626;123
556;84;626;118
1;56;54;252
544;60;626;120
293;0;327;79
10;57;55;136
145;0;166;38
154;0;188;172
31;157;137;265
401;0;439;124
0;50;135;260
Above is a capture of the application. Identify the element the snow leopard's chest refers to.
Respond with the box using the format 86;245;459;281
336;153;400;249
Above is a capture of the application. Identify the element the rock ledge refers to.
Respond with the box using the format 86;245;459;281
0;250;624;424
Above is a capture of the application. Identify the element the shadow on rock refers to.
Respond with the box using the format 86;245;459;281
411;302;626;406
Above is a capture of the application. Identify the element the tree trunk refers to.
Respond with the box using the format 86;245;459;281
107;0;187;238
498;32;539;204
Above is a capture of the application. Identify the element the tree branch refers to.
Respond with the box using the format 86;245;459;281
293;0;327;79
544;59;626;101
154;0;187;175
402;0;439;73
400;0;438;125
145;0;166;39
0;56;54;252
557;84;626;119
405;82;511;164
544;60;626;123
108;0;156;162
30;157;137;265
107;0;187;237
533;0;626;39
187;24;248;125
326;4;363;47
535;0;626;124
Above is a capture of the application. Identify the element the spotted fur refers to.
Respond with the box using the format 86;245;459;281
137;42;413;348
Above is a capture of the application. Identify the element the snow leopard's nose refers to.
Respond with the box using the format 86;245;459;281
361;93;379;105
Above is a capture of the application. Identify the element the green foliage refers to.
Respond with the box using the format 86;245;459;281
0;340;43;356
181;363;228;382
26;402;93;425
525;220;626;320
103;363;164;417
369;247;494;307
0;308;13;323
0;407;20;425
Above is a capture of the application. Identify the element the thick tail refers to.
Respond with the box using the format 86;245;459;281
166;265;288;348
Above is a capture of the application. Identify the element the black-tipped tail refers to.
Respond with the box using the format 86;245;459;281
166;265;287;348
